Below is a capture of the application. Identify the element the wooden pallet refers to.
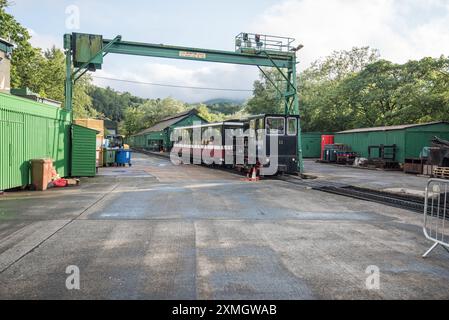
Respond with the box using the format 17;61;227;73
433;167;449;179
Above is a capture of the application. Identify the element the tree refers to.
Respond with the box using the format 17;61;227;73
121;107;145;136
72;77;99;119
0;1;42;90
340;57;449;128
245;69;284;115
196;104;225;122
89;86;145;121
206;102;244;115
247;46;449;132
306;47;380;82
1;3;96;118
139;97;187;128
298;47;381;131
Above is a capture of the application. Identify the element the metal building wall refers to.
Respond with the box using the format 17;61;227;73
335;123;449;163
336;130;406;161
165;114;207;150
405;124;449;160
0;93;71;190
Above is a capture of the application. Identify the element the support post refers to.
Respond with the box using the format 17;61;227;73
285;70;292;115
64;34;73;114
291;60;304;173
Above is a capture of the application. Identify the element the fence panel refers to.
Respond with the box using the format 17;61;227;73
423;178;449;258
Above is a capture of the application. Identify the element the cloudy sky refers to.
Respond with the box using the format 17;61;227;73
6;0;449;102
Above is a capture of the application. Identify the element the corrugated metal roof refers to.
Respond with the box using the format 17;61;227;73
136;109;202;135
0;37;14;47
159;109;197;122
338;121;449;134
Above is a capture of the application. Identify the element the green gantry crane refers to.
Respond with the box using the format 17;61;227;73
64;32;304;172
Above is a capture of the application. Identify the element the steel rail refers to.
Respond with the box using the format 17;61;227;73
278;175;449;218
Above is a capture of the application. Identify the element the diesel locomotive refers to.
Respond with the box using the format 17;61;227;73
172;114;300;175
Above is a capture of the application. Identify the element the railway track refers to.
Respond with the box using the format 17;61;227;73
280;175;449;220
277;175;447;216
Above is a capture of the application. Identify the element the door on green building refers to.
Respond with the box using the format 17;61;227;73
0;120;25;190
71;125;97;177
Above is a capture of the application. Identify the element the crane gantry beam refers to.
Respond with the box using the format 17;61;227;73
103;38;295;69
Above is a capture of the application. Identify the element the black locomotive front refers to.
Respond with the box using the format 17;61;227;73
245;114;300;175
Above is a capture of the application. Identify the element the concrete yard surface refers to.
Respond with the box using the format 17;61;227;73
304;159;430;193
0;153;448;300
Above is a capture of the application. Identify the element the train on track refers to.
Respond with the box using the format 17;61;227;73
172;114;300;176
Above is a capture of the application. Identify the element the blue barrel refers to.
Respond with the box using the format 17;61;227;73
116;149;132;166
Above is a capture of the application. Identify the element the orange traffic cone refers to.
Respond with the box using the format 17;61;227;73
251;168;257;181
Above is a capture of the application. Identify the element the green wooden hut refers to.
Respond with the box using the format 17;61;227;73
129;109;208;151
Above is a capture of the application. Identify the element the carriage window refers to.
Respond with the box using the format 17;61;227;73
287;118;298;136
250;120;256;130
266;117;285;135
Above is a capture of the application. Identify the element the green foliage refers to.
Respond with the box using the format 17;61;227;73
203;99;245;116
248;46;449;132
120;97;187;136
72;76;99;119
89;86;145;121
337;56;449;129
139;97;187;127
195;104;225;122
306;47;380;82
0;4;96;118
0;2;42;90
121;107;145;137
119;98;234;136
246;69;284;115
206;103;243;115
298;47;380;132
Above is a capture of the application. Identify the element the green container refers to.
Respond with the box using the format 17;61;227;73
103;149;116;166
0;92;71;191
71;124;97;177
302;132;333;158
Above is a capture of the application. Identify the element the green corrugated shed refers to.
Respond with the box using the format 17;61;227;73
129;109;208;151
0;92;71;191
335;122;449;163
71;124;97;177
302;132;334;158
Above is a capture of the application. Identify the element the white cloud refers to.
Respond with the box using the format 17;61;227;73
28;29;62;50
250;0;449;69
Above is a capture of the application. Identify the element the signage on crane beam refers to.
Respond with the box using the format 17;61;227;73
179;51;206;59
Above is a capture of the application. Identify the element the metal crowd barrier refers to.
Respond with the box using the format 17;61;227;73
423;179;449;258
